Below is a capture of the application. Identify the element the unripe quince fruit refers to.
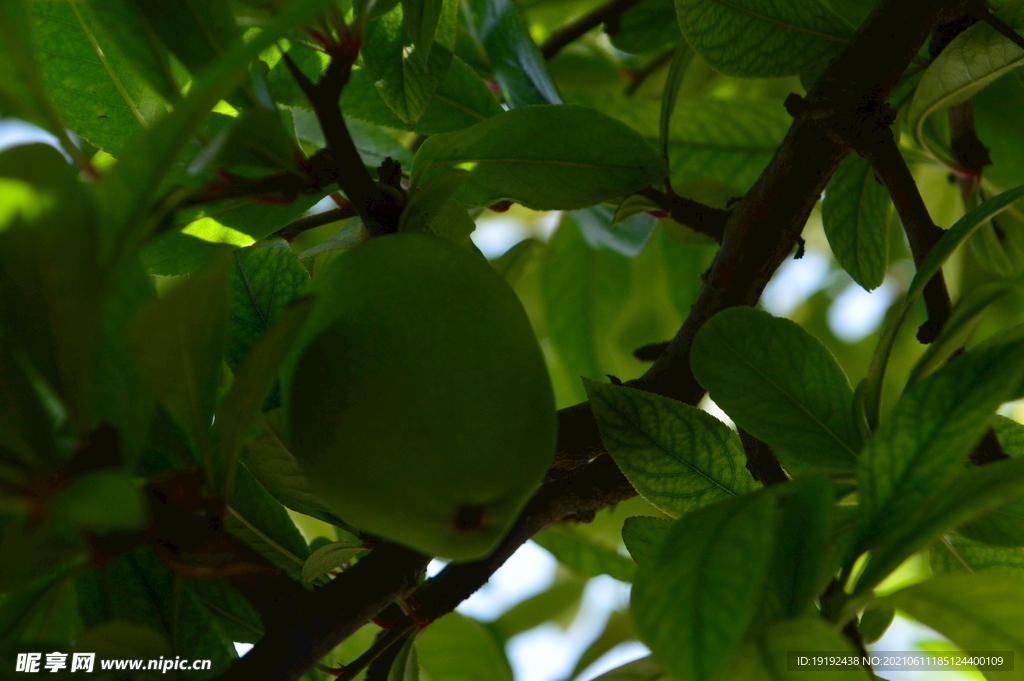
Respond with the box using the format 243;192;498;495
282;233;556;560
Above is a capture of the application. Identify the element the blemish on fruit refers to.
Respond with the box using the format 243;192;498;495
452;504;487;533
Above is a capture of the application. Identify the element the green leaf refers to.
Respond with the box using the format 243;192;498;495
132;0;241;77
726;616;870;680
976;71;1024;188
0;0;84;163
675;0;853;77
93;261;157;466
76;547;236;673
572;205;657;257
631;492;778;681
417;612;513;681
225;462;311;580
464;0;561;106
608;0;683;54
97;0;333;267
907;282;1016;388
621;515;673;566
0;144;105;435
666;99;791;193
590;656;668;681
215;297;314;497
142;193;322;276
0;564;82;644
858;457;1024;592
388;634;421;681
401;0;447;61
342;55;503;134
879;569;1024;673
29;0;157;155
970;204;1024;277
660;46;693;166
857;333;1024;572
228;237;311;371
73;620;171;659
363;5;454;127
691;307;861;472
821;153;891;290
533;524;637;581
958;416;1024;547
129;254;231;465
542;216;631;391
293;109;415;169
489;578;587;641
765;477;834;620
402;168;470;231
241;410;351;528
300;541;368;583
50;470;147;536
87;0;179;101
184;576;264;643
859;604;896;644
569;610;639;680
413;105;665;210
930;534;1024;574
585;380;758;518
864;183;1024;427
908;2;1024;164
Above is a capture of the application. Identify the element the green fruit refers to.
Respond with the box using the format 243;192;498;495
283;233;556;560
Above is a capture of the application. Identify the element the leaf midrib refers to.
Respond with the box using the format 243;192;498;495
723;336;858;461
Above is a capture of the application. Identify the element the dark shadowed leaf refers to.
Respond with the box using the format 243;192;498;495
632;492;777;681
822;153;891;290
676;0;853;77
413;105;666;210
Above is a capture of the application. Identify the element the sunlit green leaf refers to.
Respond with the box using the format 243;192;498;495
585;380;757;518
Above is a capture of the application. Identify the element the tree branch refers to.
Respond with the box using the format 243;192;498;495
275;205;360;242
858;131;953;343
638;187;729;243
281;52;400;236
539;0;645;60
220;543;430;681
214;3;965;678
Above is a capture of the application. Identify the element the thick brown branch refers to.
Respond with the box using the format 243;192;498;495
639;187;729;243
540;0;644;60
220;543;429;681
405;456;635;624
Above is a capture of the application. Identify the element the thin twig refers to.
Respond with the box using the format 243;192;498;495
968;0;1024;52
638;187;730;242
540;0;645;60
276;205;359;242
281;52;399;236
624;48;674;96
336;622;417;681
858;131;952;343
